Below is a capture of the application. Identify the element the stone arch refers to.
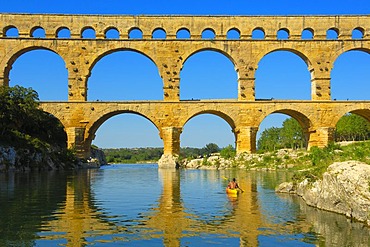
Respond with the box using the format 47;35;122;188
182;47;238;69
104;27;120;39
227;28;240;39
327;27;339;40
332;108;370;142
40;110;68;141
257;47;312;69
56;27;71;38
128;27;143;39
331;48;370;100
201;28;216;39
86;48;162;100
252;27;265;39
38;104;69;130
257;108;312;148
87;47;159;82
176;28;191;39
152;28;166;39
180;109;237;147
277;28;290;40
180;48;239;100
3;25;19;37
181;110;236;132
2;45;67;87
352;27;365;39
30;26;46;38
349;109;370;122
255;48;312;100
302;28;314;40
85;110;162;149
332;106;370;127
81;26;96;39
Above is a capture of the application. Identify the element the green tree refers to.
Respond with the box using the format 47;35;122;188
335;114;370;141
257;127;281;151
280;118;306;149
0;86;76;169
203;143;220;156
220;145;236;158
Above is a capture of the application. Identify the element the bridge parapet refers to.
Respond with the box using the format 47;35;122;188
1;14;370;41
39;100;370;165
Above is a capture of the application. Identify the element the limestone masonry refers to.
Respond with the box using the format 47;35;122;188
0;14;369;166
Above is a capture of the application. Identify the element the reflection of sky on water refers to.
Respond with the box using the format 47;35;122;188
257;184;301;225
2;165;369;246
91;164;162;228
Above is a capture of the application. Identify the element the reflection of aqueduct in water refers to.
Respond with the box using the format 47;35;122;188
1;14;370;166
41;169;266;246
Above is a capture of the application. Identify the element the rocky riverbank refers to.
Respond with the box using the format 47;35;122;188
276;161;370;226
0;145;107;172
179;149;306;170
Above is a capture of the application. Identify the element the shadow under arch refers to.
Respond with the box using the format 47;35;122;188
349;109;370;122
85;110;162;149
182;110;236;132
334;108;370;126
257;108;312;148
258;48;312;68
3;45;67;87
182;47;238;69
88;48;159;77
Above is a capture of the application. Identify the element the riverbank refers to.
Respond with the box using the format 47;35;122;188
180;141;370;226
180;141;370;172
276;161;370;226
0;145;107;172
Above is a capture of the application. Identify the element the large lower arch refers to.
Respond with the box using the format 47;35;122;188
87;49;163;101
180;110;236;149
257;108;312;150
86;110;162;150
3;46;68;100
334;110;370;142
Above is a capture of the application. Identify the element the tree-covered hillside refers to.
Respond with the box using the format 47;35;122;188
0;86;77;170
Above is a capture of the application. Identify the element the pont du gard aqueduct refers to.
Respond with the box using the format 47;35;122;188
1;13;370;167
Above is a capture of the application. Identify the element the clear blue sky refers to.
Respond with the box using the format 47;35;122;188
4;1;370;149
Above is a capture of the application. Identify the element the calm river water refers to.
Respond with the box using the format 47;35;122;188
0;164;369;247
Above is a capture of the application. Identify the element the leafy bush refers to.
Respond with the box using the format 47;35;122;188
220;145;236;159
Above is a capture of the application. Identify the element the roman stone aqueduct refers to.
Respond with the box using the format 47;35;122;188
0;13;370;167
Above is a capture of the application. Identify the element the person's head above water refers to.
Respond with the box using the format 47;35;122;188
233;178;236;182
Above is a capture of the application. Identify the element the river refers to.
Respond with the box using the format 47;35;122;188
0;164;369;246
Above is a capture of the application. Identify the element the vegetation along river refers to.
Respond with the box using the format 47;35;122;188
0;164;369;246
